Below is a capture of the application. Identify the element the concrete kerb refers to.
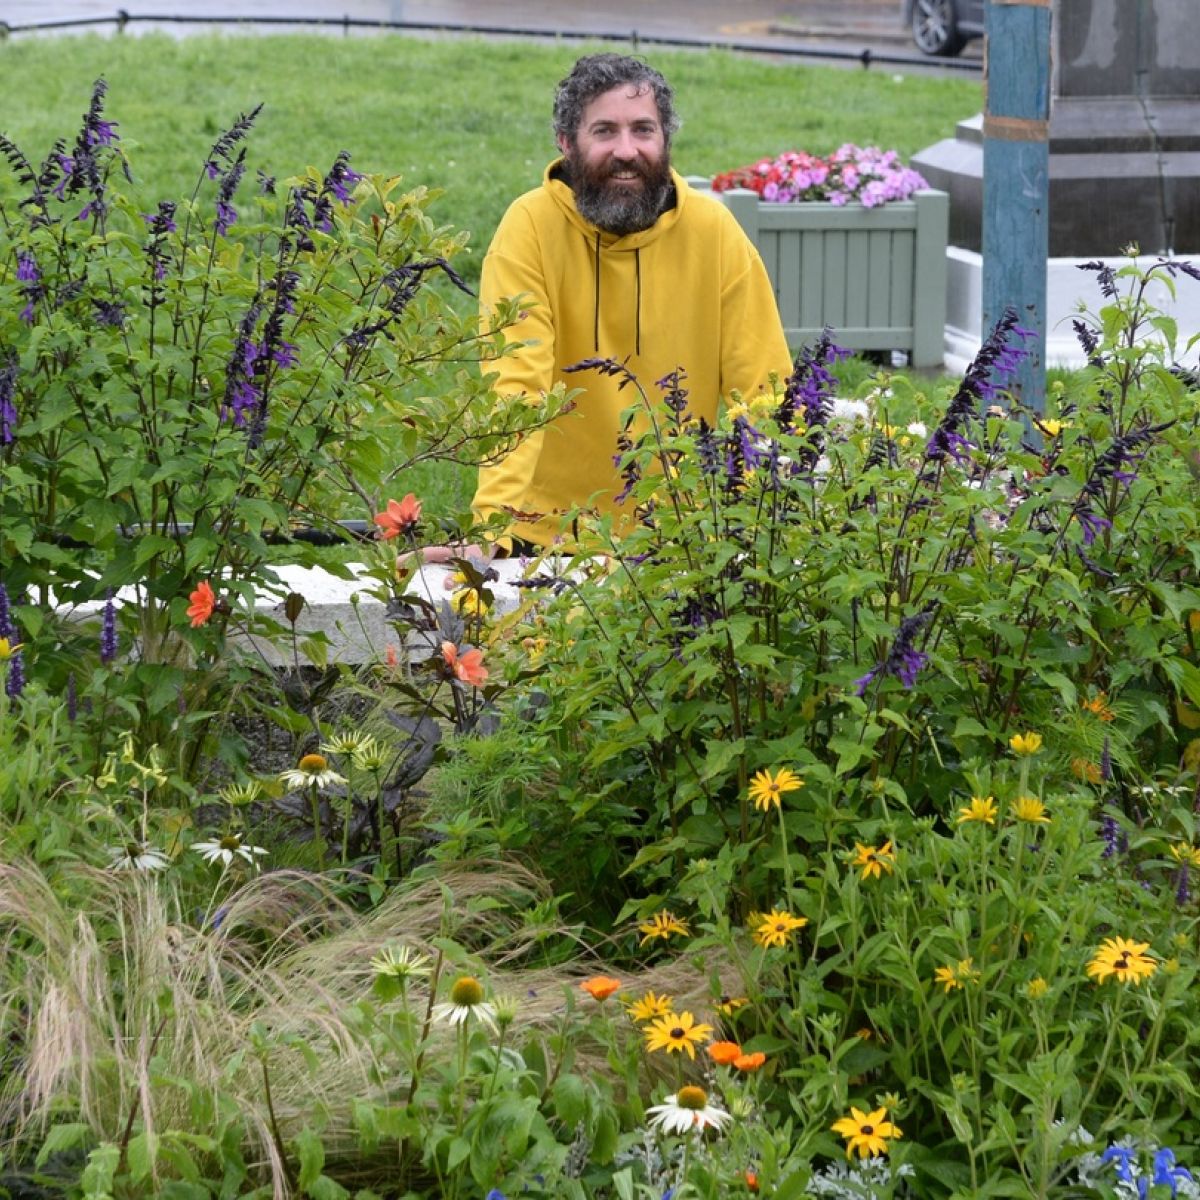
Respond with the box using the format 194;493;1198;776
63;558;547;667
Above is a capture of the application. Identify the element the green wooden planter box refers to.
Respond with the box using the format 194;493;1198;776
690;180;949;368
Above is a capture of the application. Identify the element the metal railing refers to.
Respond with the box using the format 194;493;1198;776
0;9;983;72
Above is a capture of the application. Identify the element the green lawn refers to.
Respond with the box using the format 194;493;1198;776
0;32;981;282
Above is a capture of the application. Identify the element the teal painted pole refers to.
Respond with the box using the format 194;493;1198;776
982;0;1050;413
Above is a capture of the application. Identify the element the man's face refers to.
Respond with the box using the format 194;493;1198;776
560;84;672;236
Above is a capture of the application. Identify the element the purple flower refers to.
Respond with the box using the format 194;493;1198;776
142;204;177;234
0;355;18;446
853;666;880;697
16;253;38;283
272;341;298;368
215;200;237;237
92;299;126;329
3;647;23;698
1177;864;1191;907
100;589;117;664
1101;811;1120;858
86;119;118;147
0;583;10;639
855;605;935;697
324;150;363;205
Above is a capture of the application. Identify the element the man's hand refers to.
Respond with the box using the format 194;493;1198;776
395;543;493;575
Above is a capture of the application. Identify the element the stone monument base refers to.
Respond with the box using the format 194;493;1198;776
941;246;1200;373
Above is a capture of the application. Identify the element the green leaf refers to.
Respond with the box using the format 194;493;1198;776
36;1123;94;1168
552;1075;587;1127
294;1127;325;1190
126;1131;159;1183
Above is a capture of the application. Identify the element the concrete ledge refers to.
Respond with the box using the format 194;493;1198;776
64;557;562;666
942;245;1200;373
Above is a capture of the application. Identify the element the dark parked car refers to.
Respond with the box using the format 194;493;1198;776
903;0;984;56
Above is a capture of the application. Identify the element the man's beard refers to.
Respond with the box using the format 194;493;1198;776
565;145;673;236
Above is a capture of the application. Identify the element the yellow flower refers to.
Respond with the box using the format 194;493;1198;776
1011;795;1050;825
747;766;804;812
643;1010;714;1059
957;796;998;825
1009;731;1043;756
751;908;808;949
626;990;673;1022
638;910;690;947
0;636;22;660
851;841;896;880
1026;977;1049;999
715;994;748;1016
933;965;961;992
831;1106;903;1159
1034;417;1069;438
1086;936;1157;986
934;957;980;992
1169;843;1200;869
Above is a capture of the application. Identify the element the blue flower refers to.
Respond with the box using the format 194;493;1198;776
1153;1148;1193;1196
484;1191;507;1200
1101;1143;1136;1183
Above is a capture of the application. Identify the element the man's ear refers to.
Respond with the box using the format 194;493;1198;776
556;133;571;158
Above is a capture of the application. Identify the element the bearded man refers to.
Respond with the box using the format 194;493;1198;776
472;53;791;553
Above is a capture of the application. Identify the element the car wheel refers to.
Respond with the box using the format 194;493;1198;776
911;0;967;56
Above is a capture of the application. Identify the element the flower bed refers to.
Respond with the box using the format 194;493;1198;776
694;146;949;366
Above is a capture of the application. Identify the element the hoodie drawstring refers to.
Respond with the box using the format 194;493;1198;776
634;248;642;358
591;233;642;358
593;232;601;353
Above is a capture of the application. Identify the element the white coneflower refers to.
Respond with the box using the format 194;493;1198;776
279;753;346;791
370;944;432;981
218;779;263;807
322;731;371;756
432;975;497;1032
646;1086;732;1136
192;833;268;869
352;737;391;773
108;841;171;872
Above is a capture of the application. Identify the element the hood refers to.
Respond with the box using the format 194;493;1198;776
543;158;690;249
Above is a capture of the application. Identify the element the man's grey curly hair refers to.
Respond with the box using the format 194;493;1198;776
552;54;681;147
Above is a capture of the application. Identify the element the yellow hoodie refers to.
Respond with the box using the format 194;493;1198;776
473;161;791;549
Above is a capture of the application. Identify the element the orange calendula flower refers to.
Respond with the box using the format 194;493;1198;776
440;641;488;688
733;1051;766;1072
372;493;422;539
638;910;690;946
707;1040;742;1065
744;1170;760;1192
1086;936;1157;986
1009;731;1043;756
831;1105;902;1159
747;766;804;812
580;975;621;1002
957;796;998;825
852;840;895;880
186;580;216;627
1081;692;1115;721
1071;757;1102;784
